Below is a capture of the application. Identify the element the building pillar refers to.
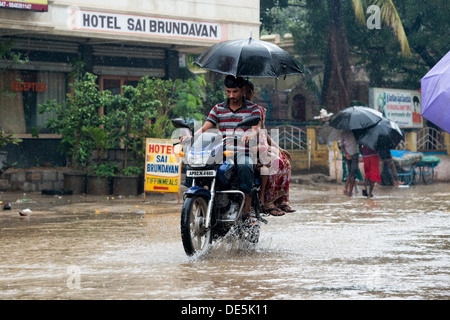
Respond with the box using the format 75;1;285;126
165;49;179;80
306;127;317;152
79;44;93;74
405;131;417;151
444;132;450;155
306;126;316;171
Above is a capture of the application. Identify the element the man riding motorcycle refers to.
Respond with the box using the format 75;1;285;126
189;75;261;222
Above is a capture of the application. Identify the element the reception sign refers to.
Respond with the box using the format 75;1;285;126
369;87;423;128
0;0;48;11
145;138;181;194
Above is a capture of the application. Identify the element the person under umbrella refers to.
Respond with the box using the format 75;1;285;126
339;130;359;197
378;147;404;186
360;145;381;198
353;118;403;151
192;36;301;214
329;106;383;131
318;122;341;144
353;118;404;186
316;109;337;144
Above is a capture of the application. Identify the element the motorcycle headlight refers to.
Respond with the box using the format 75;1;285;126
187;151;210;167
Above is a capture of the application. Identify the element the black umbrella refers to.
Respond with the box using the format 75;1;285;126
318;122;341;142
329;106;383;130
194;37;302;78
353;118;404;151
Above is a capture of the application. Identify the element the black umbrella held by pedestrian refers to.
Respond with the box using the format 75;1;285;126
353;118;404;151
329;106;383;131
318;122;341;142
194;37;302;78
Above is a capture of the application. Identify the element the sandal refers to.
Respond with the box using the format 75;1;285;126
264;206;285;216
280;204;296;213
245;213;259;226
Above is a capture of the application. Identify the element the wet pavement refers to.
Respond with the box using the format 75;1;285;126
0;180;449;300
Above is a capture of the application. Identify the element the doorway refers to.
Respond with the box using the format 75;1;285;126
99;75;141;114
292;94;306;122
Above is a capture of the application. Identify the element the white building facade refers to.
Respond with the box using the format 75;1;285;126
0;0;260;166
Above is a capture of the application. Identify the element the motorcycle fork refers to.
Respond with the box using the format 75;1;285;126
205;178;216;229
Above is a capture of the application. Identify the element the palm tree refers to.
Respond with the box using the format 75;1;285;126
352;0;411;56
322;0;411;114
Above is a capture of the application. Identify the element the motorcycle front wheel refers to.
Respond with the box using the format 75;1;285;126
180;195;212;256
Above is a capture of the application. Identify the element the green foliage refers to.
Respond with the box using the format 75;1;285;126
0;131;22;150
203;79;227;115
1;39;29;99
39;73;108;169
39;72;206;170
260;0;292;34
0;38;29;69
288;0;450;91
88;162;119;179
83;126;111;163
112;75;205;167
121;165;141;176
105;84;159;169
134;76;205;139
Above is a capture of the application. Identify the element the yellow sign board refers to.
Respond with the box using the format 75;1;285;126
144;138;181;194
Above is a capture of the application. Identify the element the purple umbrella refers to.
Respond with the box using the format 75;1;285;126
421;50;450;133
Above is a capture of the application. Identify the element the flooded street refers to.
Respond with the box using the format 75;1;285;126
0;182;449;300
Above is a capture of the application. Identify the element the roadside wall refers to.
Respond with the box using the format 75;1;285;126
1;127;447;192
0;168;69;192
328;148;450;183
288;126;330;175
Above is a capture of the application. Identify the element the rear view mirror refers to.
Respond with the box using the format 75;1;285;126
171;118;190;129
236;115;260;128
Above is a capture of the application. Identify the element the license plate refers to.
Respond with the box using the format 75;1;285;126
186;170;216;177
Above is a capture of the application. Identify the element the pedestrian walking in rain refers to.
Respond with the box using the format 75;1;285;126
360;145;381;198
339;130;359;197
379;148;404;186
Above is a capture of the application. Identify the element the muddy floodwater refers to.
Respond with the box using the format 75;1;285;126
0;182;449;300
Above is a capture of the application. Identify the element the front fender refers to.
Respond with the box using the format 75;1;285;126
184;186;211;200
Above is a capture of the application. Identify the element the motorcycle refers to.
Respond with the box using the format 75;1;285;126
171;116;268;256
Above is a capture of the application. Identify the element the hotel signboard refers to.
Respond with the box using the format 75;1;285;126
145;138;181;195
69;8;226;42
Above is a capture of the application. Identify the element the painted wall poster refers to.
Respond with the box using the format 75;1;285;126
369;87;423;128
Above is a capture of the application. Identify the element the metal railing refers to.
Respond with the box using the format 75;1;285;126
396;140;406;150
417;127;445;151
267;125;307;150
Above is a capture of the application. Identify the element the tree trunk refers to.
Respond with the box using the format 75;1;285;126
321;0;355;114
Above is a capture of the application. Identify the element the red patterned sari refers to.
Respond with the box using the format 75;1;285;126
264;149;291;207
258;106;291;208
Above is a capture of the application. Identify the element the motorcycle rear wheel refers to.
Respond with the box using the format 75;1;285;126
181;195;212;256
